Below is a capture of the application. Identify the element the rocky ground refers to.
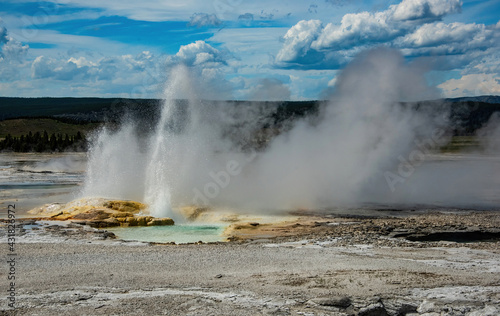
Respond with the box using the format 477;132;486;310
225;210;500;250
1;210;500;315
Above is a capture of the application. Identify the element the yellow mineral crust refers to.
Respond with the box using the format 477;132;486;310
27;198;173;228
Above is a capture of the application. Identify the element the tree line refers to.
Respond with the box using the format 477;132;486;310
0;131;86;152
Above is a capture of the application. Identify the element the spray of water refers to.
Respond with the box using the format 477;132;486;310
144;66;194;218
82;48;500;217
83;66;201;219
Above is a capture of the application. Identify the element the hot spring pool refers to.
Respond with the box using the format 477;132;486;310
105;224;227;243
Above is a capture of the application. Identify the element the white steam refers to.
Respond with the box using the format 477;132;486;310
247;78;291;101
83;124;146;202
24;155;86;173
478;112;500;154
82;48;500;217
214;48;448;209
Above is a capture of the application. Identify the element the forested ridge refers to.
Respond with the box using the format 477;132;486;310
0;130;86;152
1;96;500;152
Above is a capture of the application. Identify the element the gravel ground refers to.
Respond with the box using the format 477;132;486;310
1;211;500;315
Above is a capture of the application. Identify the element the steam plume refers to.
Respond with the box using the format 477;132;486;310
82;48;500;217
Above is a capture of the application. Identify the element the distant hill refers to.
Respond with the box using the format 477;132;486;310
0;97;321;124
0;118;99;139
0;97;160;122
416;99;500;135
445;95;500;104
1;96;499;137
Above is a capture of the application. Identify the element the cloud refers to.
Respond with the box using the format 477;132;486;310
168;40;229;68
11;28;131;57
1;38;29;62
2;0;497;100
319;77;338;100
188;13;222;27
274;18;357;69
32;56;90;81
275;20;323;64
438;73;500;97
311;11;401;50
0;24;29;61
2;34;233;98
0;26;8;44
42;0;216;22
391;0;461;21
308;5;318;14
324;0;352;6
464;49;500;75
400;22;493;50
26;51;166;97
275;0;500;74
259;10;275;20
0;24;29;81
165;41;235;100
311;0;462;51
238;13;254;21
10;0;345;24
396;21;500;72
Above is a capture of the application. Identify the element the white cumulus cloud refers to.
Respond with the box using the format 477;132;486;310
400;22;492;49
27;51;165;97
31;56;89;81
396;21;500;73
0;24;30;81
308;0;462;52
391;0;462;21
275;0;500;74
0;23;29;61
311;11;400;50
276;20;323;63
438;73;500;97
168;40;229;68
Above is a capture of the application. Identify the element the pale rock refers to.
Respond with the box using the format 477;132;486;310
418;300;437;313
467;305;499;316
147;218;175;226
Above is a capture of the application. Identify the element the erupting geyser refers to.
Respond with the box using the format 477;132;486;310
83;65;208;219
143;66;197;218
82;48;500;218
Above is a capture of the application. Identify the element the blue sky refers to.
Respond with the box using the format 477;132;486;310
0;0;499;99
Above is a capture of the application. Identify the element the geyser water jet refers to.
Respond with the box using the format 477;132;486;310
83;65;206;219
144;65;195;218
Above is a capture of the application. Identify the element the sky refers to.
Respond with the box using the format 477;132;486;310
0;0;499;100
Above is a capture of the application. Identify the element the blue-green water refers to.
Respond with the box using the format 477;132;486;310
106;224;227;243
